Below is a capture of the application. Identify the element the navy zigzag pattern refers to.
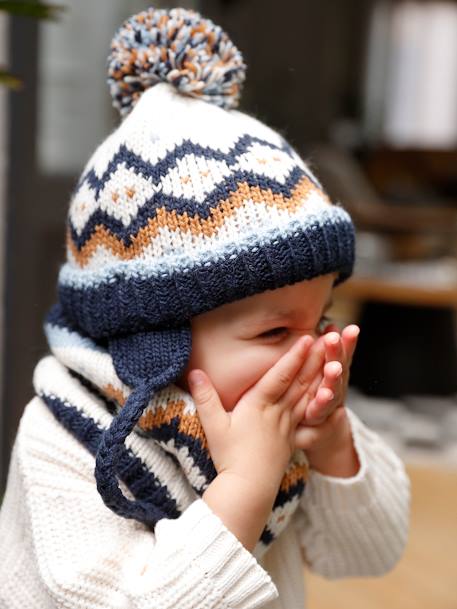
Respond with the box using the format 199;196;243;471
69;165;322;250
74;134;319;199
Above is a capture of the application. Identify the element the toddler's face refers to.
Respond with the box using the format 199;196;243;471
176;273;337;411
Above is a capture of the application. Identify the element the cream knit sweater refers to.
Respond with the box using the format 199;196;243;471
0;395;410;609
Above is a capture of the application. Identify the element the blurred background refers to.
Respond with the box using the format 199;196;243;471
0;0;456;607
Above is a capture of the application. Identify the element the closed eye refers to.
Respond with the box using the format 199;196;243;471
259;327;288;339
259;315;333;340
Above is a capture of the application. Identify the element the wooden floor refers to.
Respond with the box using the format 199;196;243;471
305;463;457;609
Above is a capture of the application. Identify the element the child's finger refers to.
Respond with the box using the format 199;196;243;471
294;407;347;450
281;336;326;407
188;369;230;461
294;421;323;450
304;355;340;407
323;331;344;365
252;334;314;407
304;362;343;423
322;360;343;388
341;324;360;367
293;385;334;425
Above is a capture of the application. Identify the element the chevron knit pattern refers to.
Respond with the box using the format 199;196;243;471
59;84;354;337
42;7;355;528
37;310;309;559
57;86;355;337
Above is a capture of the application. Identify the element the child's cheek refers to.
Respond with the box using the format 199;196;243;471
215;348;283;412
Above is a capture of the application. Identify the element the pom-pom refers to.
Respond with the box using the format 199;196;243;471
107;7;246;117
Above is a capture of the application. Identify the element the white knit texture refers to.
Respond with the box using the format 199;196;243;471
0;389;410;609
297;408;411;579
62;82;344;291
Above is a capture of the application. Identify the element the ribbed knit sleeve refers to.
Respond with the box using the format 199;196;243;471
1;398;278;609
297;407;411;579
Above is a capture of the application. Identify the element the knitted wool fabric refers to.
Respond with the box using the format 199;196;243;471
37;307;309;559
43;7;355;525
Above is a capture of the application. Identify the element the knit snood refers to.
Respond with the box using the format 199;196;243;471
32;305;309;560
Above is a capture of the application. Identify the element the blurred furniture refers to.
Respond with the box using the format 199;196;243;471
336;275;457;309
311;145;457;257
312;145;457;397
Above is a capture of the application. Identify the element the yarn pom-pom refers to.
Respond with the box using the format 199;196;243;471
107;7;246;117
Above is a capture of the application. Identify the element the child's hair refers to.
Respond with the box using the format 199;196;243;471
44;6;355;521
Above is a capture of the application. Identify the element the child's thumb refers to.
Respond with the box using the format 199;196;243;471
188;370;227;438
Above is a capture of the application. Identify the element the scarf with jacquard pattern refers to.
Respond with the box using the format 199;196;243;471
33;308;309;559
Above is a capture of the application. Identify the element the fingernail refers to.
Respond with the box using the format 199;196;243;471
189;371;204;387
348;324;360;337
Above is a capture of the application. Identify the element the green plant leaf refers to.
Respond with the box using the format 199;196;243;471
0;69;22;90
0;1;66;20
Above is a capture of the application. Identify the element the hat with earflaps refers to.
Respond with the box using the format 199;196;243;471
44;6;355;522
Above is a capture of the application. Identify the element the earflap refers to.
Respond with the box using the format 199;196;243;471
94;323;192;525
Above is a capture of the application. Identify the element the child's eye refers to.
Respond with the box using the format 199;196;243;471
259;316;333;341
259;327;288;339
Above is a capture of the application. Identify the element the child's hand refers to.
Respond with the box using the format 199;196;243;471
189;336;332;553
303;324;360;426
187;334;326;498
293;324;361;475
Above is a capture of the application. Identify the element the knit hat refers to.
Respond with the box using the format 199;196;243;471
45;6;355;521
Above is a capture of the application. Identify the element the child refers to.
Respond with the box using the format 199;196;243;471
0;7;410;609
